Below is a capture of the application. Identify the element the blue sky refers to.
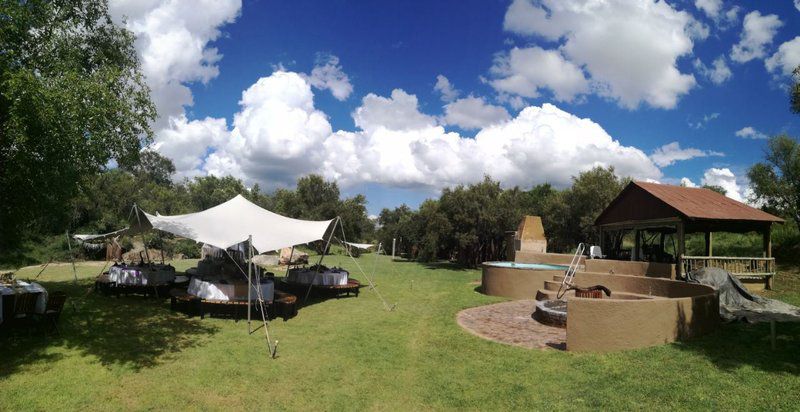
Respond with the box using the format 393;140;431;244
109;0;800;215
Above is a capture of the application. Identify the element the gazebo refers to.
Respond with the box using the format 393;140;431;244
594;181;783;288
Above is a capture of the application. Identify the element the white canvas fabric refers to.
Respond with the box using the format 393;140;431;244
132;195;334;253
73;228;129;242
345;241;375;250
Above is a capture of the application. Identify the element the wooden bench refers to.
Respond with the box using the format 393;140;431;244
168;288;298;321
95;272;173;298
280;279;362;299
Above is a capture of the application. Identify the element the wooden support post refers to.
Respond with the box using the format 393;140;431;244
763;225;772;258
598;228;605;254
704;232;713;257
676;222;685;278
633;229;641;261
764;224;773;289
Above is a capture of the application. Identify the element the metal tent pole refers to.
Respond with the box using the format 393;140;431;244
304;217;339;303
248;235;253;333
66;231;78;284
133;204;152;264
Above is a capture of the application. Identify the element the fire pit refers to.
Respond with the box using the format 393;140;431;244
533;300;567;328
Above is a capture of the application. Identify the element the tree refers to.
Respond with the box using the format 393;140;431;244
748;134;800;227
701;184;726;196
545;166;628;251
186;176;249;211
295;175;341;220
121;150;176;186
0;0;155;246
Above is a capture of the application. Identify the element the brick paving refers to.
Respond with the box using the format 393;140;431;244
456;300;566;350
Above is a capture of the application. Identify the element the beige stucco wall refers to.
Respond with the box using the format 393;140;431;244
584;259;676;279
514;251;585;266
480;263;720;352
567;290;719;352
481;266;563;300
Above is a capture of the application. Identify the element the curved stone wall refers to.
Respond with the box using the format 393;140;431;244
480;259;720;352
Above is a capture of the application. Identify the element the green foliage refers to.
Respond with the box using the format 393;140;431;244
377;177;558;265
748;134;800;227
0;0;156;247
701;184;726;195
172;239;201;259
543;166;628;252
120;150;176;186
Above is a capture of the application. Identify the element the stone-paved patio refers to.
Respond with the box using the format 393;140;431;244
456;300;566;350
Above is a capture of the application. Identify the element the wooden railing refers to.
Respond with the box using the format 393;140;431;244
681;256;776;279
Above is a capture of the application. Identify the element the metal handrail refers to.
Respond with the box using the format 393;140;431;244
562;243;585;287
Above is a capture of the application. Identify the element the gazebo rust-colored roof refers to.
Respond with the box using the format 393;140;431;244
595;181;783;227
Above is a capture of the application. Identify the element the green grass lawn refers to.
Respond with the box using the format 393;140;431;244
1;255;799;410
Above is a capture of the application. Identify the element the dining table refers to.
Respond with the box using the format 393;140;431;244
0;281;48;325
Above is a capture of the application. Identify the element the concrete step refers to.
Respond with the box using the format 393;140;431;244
543;280;562;291
536;288;577;301
535;289;555;301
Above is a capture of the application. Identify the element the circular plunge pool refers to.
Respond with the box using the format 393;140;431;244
483;261;568;271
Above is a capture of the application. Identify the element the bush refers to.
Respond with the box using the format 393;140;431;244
172;239;201;258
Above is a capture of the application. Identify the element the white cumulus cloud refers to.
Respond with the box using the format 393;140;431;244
735;126;768;139
191;71;661;191
680;177;698;187
731;11;782;63
766;36;800;77
489;46;589;102
434;75;460;102
650;141;723;167
306;54;353;101
499;0;701;109
441;96;511;130
152;116;229;180
694;55;732;84
701;168;746;202
109;0;241;129
109;0;242;179
353;89;437;133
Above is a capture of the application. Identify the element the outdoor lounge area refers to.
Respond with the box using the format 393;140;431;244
476;182;798;353
595;181;784;290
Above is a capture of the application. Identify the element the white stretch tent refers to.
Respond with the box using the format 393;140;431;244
73;227;129;242
130;194;336;357
344;241;375;250
131;195;334;253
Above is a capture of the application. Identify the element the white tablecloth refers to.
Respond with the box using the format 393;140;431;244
287;269;349;286
108;265;176;285
188;277;274;302
0;281;47;324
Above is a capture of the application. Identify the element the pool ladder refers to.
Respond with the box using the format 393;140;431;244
560;243;585;290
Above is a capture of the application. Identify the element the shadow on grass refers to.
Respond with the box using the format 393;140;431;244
0;278;219;378
674;321;800;375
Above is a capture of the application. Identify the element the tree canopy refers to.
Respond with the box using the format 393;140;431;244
0;0;155;246
748;134;800;227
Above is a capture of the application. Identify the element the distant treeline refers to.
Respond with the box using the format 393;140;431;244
5;144;800;268
376;167;629;265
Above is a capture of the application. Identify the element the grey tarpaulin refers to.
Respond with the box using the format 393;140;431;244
687;267;800;323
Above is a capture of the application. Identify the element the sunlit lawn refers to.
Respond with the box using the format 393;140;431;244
0;254;798;410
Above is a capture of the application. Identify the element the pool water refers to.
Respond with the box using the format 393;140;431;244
483;261;568;270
